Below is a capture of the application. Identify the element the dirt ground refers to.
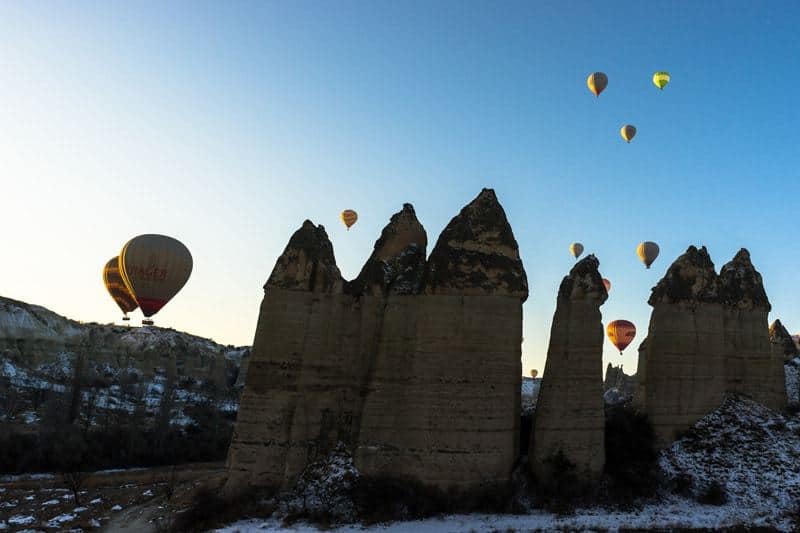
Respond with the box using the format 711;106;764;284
0;463;225;532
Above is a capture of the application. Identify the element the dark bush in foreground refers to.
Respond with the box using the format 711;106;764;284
170;484;275;532
604;404;660;501
353;476;511;524
697;480;728;506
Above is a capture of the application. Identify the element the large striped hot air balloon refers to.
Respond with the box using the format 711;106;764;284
340;209;358;230
607;320;636;354
103;256;138;321
120;234;193;326
637;241;660;269
587;72;608;97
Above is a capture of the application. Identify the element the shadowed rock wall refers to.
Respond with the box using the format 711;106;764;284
636;246;786;446
226;190;528;492
530;255;607;482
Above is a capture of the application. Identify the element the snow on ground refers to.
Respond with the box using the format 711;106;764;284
520;377;540;414
216;497;792;533
786;357;799;406
660;396;800;527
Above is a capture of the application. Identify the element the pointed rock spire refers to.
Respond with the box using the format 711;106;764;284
558;254;608;303
649;245;719;305
718;248;770;311
265;220;343;292
346;203;427;296
770;319;799;360
425;188;528;300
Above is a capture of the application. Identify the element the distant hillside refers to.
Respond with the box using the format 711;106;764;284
0;296;250;474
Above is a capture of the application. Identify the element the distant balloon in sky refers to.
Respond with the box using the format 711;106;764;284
531;369;539;379
103;256;137;321
569;242;584;260
120;234;193;326
637;241;660;269
587;72;608;97
340;209;358;230
602;278;611;292
652;71;670;90
607;320;636;354
620;125;637;143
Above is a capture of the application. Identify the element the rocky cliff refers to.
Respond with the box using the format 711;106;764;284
770;319;799;363
636;246;785;446
530;255;607;483
226;189;528;492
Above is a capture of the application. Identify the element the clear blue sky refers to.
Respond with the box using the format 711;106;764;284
1;1;799;376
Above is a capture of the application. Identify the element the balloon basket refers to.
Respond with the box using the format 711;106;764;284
142;319;154;326
122;316;130;321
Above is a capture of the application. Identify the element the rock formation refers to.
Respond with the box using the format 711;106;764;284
226;189;528;492
636;246;786;446
530;255;607;483
770;319;799;363
719;250;784;411
603;363;637;405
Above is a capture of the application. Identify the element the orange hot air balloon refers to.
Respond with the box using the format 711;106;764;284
340;209;358;230
103;256;138;321
587;72;608;97
120;235;193;325
531;369;539;379
602;278;611;292
607;320;636;354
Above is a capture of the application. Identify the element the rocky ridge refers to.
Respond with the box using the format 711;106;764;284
226;189;527;493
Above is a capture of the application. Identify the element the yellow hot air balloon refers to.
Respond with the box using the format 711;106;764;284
569;242;584;260
103;256;138;321
587;72;608;97
602;278;611;293
120;234;193;326
637;241;660;269
652;71;670;90
340;209;358;230
620;125;637;143
531;369;539;379
607;320;636;354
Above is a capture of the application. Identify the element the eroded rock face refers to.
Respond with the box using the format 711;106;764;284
770;319;799;362
226;190;527;493
265;221;343;293
719;250;784;411
425;189;528;300
530;255;606;483
346;203;427;296
636;246;786;447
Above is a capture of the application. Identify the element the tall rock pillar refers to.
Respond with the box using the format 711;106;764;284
225;221;347;491
355;189;528;490
636;246;726;446
719;249;785;411
530;255;607;483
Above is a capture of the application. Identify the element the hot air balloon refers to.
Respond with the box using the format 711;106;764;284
620;125;637;143
587;72;608;97
569;242;584;260
637;241;660;269
103;256;138;321
607;320;636;354
531;369;539;379
340;210;358;230
119;234;193;326
602;278;611;292
652;71;670;90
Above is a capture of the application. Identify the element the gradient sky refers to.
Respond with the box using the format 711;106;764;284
2;1;799;376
